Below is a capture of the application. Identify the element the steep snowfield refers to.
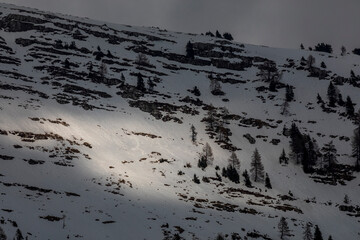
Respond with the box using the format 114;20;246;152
0;3;359;240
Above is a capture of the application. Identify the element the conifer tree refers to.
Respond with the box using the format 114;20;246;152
265;173;272;189
250;148;265;182
0;226;6;240
215;30;222;38
352;115;360;171
285;85;294;102
242;170;252;188
327;81;338;107
341;46;347;56
136;73;145;91
186;41;195;59
303;222;313;240
320;61;327;68
343;194;350;204
314;225;323;240
223;32;233;41
193;86;201;96
345;96;354;116
193;174;200;184
337;93;345;106
14;229;23;240
190;125;197;144
279;149;289;165
278;217;291;240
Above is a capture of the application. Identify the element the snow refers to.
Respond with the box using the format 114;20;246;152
0;2;359;239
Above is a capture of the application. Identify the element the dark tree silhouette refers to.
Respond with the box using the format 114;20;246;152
278;217;291;240
250;148;265;182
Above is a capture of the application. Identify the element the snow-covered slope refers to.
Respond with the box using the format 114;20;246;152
0;3;359;240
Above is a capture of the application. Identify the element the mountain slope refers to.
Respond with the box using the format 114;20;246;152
0;3;359;239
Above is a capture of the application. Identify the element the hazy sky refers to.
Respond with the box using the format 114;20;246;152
1;0;359;51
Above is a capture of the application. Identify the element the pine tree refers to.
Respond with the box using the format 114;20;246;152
64;58;70;69
250;148;265;182
314;225;323;240
136;73;145;91
242;170;252;187
317;93;324;104
281;100;290;116
215;233;225;240
223;165;240;183
190;125;197;144
327;82;338;107
320;61;327;68
222;32;233;41
343;194;350;204
303;222;313;240
279;149;289;165
186;41;195;59
193;86;201;96
341;46;347;56
228;152;240;170
215;30;222;38
352;116;360;171
14;229;23;240
300;43;304;50
193;174;200;184
322;141;337;171
345;96;355;116
121;73;125;82
328;236;333;240
278;217;291;240
265;173;272;189
337;93;345;106
285;85;294;102
0;226;6;240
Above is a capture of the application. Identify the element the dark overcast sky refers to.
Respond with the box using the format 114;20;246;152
1;0;359;51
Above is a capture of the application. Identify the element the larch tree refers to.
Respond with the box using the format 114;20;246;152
250;148;265;182
198;143;214;170
322;141;337;171
278;217;291;240
228;151;240;170
307;55;315;69
303;222;313;240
